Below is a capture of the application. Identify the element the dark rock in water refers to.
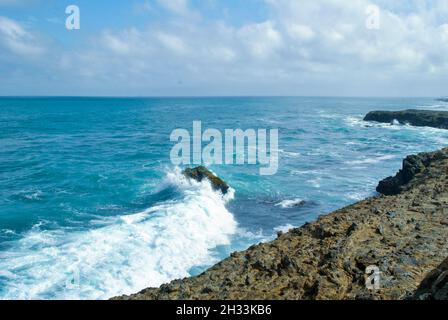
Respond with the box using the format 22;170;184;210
436;98;448;103
377;149;448;195
364;109;448;129
182;166;229;195
413;257;448;300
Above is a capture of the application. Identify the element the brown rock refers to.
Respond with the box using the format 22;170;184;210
182;166;229;194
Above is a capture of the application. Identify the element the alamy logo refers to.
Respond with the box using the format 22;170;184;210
365;5;381;30
365;265;381;290
66;5;80;30
65;266;80;290
170;121;279;175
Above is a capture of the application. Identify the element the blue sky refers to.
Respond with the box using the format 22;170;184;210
1;0;448;96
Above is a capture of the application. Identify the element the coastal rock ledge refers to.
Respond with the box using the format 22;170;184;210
113;148;448;300
377;149;448;195
364;109;448;129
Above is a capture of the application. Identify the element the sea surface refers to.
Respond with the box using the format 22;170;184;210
0;96;447;299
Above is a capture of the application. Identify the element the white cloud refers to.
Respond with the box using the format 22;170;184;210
102;32;131;55
156;32;188;55
287;24;315;41
155;0;198;19
0;16;46;56
208;46;236;62
238;21;283;59
2;0;448;96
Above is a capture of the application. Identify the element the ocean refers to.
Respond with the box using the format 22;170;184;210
0;96;447;299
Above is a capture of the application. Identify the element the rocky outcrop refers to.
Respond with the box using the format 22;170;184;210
183;166;230;194
364;109;448;129
376;149;448;195
413;258;448;300
114;148;448;300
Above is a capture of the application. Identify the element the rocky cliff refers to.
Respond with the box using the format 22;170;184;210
377;149;448;195
364;110;448;129
114;148;448;300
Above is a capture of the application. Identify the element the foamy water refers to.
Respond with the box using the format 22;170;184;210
0;169;237;299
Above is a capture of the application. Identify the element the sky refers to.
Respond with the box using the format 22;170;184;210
0;0;447;97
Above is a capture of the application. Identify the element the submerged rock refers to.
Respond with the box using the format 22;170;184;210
183;166;229;195
364;109;448;129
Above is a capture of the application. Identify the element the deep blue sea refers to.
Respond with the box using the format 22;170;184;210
1;97;447;299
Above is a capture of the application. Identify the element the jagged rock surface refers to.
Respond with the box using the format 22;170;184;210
377;149;448;195
183;166;229;194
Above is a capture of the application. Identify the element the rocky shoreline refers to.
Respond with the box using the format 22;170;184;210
364;109;448;129
114;148;448;300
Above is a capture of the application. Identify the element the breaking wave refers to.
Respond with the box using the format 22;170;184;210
0;168;237;300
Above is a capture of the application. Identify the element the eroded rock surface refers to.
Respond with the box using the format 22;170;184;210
377;149;448;195
114;148;448;300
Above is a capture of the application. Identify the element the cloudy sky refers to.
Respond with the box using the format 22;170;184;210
0;0;447;96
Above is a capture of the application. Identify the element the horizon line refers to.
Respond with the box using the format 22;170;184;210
0;95;443;99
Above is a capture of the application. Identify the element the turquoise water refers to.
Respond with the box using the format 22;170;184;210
1;96;447;299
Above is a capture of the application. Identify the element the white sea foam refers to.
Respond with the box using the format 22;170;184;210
345;191;370;201
21;189;44;201
318;112;342;119
416;104;448;110
275;198;305;209
307;178;321;188
274;224;295;233
345;154;397;165
291;169;327;176
346;116;408;130
346;115;448;150
346;115;448;134
0;168;237;300
0;270;18;279
0;229;16;236
279;149;301;158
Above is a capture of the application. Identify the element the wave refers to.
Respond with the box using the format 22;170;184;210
346;115;447;132
345;116;448;148
279;149;301;158
345;154;397;165
0;168;237;300
416;103;448;110
345;191;372;201
274;198;305;209
274;224;296;233
345;116;403;129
